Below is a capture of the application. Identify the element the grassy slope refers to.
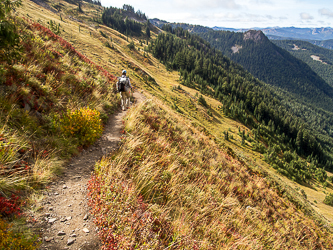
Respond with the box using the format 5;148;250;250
17;0;333;247
272;40;333;87
0;2;120;248
0;11;118;188
90;99;333;249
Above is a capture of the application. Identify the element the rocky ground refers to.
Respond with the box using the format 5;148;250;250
30;91;144;250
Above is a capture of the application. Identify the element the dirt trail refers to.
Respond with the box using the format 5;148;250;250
33;91;145;250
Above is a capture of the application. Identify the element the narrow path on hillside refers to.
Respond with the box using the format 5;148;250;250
33;91;145;250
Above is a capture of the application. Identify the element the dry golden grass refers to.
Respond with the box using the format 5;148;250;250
19;0;333;241
1;10;118;194
90;98;333;249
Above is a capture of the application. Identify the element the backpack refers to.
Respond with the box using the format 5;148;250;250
118;76;129;92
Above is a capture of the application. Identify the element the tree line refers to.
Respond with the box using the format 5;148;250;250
148;26;333;183
102;4;147;37
198;30;333;114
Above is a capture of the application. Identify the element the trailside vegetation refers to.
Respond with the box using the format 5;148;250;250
148;27;333;184
0;3;118;246
88;99;333;249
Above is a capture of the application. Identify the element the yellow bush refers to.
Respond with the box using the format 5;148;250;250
60;108;103;145
0;219;38;249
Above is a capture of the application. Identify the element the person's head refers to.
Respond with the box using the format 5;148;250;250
122;69;127;75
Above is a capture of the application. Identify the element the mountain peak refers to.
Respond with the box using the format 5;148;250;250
243;30;266;42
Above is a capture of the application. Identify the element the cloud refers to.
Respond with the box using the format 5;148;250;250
213;12;242;19
319;8;333;18
174;0;241;10
300;12;313;20
249;0;273;5
209;12;285;25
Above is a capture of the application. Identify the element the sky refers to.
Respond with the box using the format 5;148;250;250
101;0;333;29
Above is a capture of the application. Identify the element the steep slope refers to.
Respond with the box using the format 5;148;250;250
10;0;333;248
90;98;333;249
267;36;333;50
0;4;120;248
198;29;333;112
310;39;333;50
273;40;333;87
152;22;333;114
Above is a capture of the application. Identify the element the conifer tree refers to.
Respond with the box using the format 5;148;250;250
0;0;21;61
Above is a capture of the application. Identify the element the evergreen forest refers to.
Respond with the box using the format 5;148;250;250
149;26;333;183
273;40;333;87
102;4;146;36
197;30;333;113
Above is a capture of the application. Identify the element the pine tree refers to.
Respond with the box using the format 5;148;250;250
0;0;21;61
224;131;229;141
145;20;150;39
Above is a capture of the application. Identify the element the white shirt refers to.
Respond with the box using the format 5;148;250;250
116;75;132;92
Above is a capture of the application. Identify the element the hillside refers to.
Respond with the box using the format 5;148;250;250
197;30;333;112
153;24;333;166
309;39;333;50
151;21;333;113
1;0;333;248
272;40;333;87
0;1;120;247
268;36;333;50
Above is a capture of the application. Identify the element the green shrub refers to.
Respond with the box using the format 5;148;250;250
99;30;108;38
300;189;307;199
327;176;333;183
323;193;333;206
315;168;327;183
0;219;39;249
198;95;208;107
127;41;135;50
104;41;111;48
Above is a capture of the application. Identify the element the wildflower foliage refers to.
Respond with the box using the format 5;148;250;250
0;194;22;217
0;7;118;248
60;108;103;145
89;100;333;249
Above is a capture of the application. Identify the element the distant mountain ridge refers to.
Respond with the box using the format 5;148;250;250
151;19;333;113
151;19;333;50
213;26;333;41
198;29;333;113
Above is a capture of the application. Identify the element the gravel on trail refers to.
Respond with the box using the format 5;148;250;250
30;91;144;249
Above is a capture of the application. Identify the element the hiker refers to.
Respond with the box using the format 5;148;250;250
116;70;132;111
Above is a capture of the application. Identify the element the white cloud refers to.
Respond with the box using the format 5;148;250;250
248;0;274;5
101;0;333;28
300;12;313;20
174;0;241;10
213;12;241;19
319;8;333;18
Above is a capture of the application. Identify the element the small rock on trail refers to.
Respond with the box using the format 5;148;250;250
30;91;144;249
